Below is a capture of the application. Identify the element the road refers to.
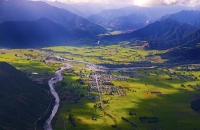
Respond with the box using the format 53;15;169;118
95;73;104;111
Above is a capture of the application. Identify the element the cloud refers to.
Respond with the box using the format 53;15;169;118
47;0;132;4
36;0;200;6
133;0;200;6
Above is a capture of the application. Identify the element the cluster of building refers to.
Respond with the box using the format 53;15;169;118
82;73;129;100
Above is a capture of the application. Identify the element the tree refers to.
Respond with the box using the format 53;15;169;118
68;114;73;122
80;93;84;98
94;104;97;112
191;99;200;111
181;84;185;87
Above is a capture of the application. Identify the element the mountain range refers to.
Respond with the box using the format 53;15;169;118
107;13;148;30
0;62;53;130
87;6;197;31
0;0;106;35
0;1;200;129
161;10;200;28
46;1;86;17
0;0;200;50
161;44;200;63
0;17;94;48
102;18;200;50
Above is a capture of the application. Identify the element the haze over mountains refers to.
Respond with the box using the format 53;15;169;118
0;0;106;34
0;17;93;48
88;6;199;30
0;0;200;49
43;1;133;17
0;0;200;129
161;10;200;28
46;1;86;17
103;18;200;49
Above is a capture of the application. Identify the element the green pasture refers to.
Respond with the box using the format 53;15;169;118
54;67;200;130
0;49;59;77
106;69;200;130
43;43;166;65
1;46;200;130
54;100;114;130
99;30;122;36
54;70;108;130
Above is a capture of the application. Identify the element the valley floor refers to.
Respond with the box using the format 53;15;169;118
53;63;200;130
0;43;200;130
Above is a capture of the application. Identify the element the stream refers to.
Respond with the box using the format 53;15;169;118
43;64;72;130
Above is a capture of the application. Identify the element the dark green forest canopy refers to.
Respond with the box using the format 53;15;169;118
0;62;52;130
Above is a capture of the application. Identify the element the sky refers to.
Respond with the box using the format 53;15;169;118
44;0;200;6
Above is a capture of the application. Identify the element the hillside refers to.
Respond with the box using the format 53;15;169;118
0;62;52;130
87;6;147;29
107;13;148;30
133;19;200;49
87;6;190;30
161;10;200;28
0;0;106;35
102;18;200;50
0;17;94;48
46;1;86;17
160;45;200;63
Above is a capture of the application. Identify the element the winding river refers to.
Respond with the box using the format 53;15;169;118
43;64;72;130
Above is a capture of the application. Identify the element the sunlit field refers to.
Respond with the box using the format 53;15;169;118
53;65;200;130
0;49;60;77
43;42;166;65
1;45;200;130
1;0;200;130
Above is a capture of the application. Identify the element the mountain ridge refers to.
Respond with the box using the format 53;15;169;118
101;18;200;49
106;13;148;30
87;5;194;30
0;17;95;48
161;10;200;28
0;0;106;35
0;62;53;130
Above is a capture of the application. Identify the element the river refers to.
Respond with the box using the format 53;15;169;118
43;63;72;130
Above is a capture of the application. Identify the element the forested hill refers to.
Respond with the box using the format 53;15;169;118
0;62;52;130
161;10;200;28
0;0;106;35
0;18;94;48
101;18;200;50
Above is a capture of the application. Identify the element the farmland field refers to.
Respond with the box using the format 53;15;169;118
0;49;60;78
53;66;200;130
42;44;200;130
43;41;166;65
1;44;200;130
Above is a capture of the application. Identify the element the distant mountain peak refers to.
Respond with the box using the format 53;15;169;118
0;0;106;35
102;18;200;50
161;10;200;28
0;18;95;48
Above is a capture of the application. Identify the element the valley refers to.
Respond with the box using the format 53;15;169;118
0;0;200;130
0;43;200;130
